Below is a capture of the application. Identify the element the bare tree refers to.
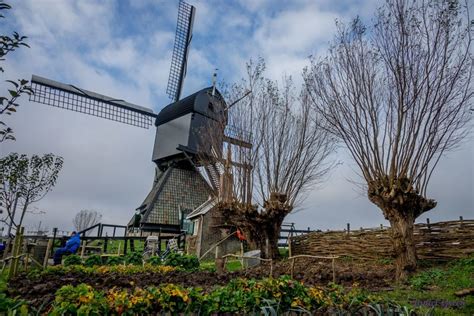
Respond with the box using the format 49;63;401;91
210;59;337;259
73;209;102;235
304;0;472;279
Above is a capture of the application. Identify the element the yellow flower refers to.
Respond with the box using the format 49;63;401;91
291;299;303;308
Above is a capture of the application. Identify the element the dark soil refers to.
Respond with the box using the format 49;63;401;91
8;258;394;308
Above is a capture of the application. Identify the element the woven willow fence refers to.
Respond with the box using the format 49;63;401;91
290;219;474;261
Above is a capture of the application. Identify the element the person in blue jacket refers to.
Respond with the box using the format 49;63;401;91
53;231;81;265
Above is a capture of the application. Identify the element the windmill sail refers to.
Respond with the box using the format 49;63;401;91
166;0;196;103
30;75;157;128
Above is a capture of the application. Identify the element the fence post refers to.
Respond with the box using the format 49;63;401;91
288;236;292;258
183;233;188;254
104;236;108;254
346;223;350;234
332;258;336;283
290;257;295;278
123;227;128;255
43;239;53;267
80;240;86;259
123;238;128;255
426;218;431;230
51;228;58;256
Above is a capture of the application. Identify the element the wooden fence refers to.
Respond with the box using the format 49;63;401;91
290;219;474;261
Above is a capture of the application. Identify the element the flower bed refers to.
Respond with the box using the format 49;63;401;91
34;264;176;277
8;276;413;315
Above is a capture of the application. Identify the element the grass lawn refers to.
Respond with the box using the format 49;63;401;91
200;258;243;272
378;256;474;315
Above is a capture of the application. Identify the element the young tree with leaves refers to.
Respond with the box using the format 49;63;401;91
0;0;33;142
0;153;64;236
304;0;472;279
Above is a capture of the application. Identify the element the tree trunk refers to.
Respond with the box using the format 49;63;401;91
258;218;284;259
387;211;417;281
368;178;436;281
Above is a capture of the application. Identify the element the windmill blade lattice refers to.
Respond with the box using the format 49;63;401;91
30;75;157;128
166;0;195;102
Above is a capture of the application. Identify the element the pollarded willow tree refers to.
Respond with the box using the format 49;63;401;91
211;60;337;259
304;0;472;279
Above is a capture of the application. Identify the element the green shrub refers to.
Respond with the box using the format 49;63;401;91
409;268;444;290
146;256;161;266
125;251;143;265
164;252;199;271
63;254;82;266
84;255;102;267
106;256;124;266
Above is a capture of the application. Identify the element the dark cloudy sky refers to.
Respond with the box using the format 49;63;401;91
1;0;472;234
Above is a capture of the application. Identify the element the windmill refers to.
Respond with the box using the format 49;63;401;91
27;1;252;234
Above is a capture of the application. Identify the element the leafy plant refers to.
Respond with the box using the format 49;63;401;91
164;253;199;271
410;269;444;290
125;251;143;265
105;256;123;266
84;255;102;267
0;293;28;314
63;254;82;266
146;256;161;266
52;284;107;315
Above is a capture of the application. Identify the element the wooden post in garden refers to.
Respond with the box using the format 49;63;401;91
158;230;162;256
290;258;295;278
123;227;128;255
80;240;86;258
240;242;244;267
288;237;292;258
332;258;336;283
215;245;225;274
123;238;128;255
51;228;58;256
8;227;24;279
43;239;53;267
23;239;29;272
104;236;108;254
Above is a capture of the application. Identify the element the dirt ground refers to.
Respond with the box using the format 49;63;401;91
8;258;394;308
